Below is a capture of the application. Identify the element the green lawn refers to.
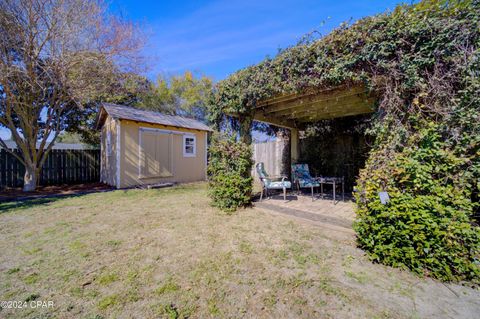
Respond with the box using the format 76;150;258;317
0;183;478;318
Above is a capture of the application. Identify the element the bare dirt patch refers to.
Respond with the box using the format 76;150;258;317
0;183;478;318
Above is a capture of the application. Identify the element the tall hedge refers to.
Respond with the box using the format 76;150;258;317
355;122;479;282
209;0;480;282
207;133;253;212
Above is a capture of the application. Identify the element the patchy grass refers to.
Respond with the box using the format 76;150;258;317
0;182;478;318
155;278;180;295
7;267;20;275
97;294;120;310
97;272;119;286
23;273;40;285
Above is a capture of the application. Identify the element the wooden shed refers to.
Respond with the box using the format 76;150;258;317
96;103;212;189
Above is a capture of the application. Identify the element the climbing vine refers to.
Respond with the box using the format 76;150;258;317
209;0;480;282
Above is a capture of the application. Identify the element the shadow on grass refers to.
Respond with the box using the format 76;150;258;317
0;182;204;214
0;197;65;214
0;190;114;214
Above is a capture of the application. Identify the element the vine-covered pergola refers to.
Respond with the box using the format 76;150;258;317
252;84;375;162
208;0;480;283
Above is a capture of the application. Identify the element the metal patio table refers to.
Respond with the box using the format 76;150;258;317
315;176;345;202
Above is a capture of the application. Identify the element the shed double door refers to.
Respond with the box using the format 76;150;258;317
140;130;173;178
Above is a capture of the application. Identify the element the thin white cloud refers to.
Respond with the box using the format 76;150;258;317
159;29;298;72
141;0;402;79
144;0;328;78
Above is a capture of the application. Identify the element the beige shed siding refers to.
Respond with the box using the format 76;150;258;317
120;120;207;188
100;116;118;187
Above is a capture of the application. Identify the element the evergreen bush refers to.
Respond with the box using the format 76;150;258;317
207;133;253;212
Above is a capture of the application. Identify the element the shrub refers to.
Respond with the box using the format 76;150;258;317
207;133;253;212
355;123;480;282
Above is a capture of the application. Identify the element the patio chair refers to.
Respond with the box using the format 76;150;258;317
291;163;320;201
255;162;292;201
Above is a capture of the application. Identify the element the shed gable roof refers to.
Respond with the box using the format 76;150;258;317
97;103;212;132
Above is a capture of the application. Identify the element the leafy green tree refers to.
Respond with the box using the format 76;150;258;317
136;71;213;122
56;132;84;144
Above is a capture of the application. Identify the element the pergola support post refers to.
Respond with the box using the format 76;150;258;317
291;128;299;164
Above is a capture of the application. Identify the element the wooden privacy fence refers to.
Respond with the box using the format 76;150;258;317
0;149;100;188
252;139;289;179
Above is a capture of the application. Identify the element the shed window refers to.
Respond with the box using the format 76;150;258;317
183;135;196;157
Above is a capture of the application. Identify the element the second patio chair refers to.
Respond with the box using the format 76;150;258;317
291;163;320;201
256;162;292;201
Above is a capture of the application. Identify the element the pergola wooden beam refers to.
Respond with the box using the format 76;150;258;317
256;85;346;108
280;98;376;121
253;112;296;129
294;103;374;122
267;93;373;119
257;85;368;115
252;84;377;166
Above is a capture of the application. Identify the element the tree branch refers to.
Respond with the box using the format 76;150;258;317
0;137;26;164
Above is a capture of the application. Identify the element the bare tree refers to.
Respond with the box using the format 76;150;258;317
0;0;143;191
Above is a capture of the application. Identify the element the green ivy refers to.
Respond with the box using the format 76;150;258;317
355;123;479;282
207;133;254;212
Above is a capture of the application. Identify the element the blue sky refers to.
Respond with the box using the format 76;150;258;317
111;0;405;81
1;0;405;141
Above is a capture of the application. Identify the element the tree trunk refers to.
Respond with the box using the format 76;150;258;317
239;116;253;145
23;164;38;192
